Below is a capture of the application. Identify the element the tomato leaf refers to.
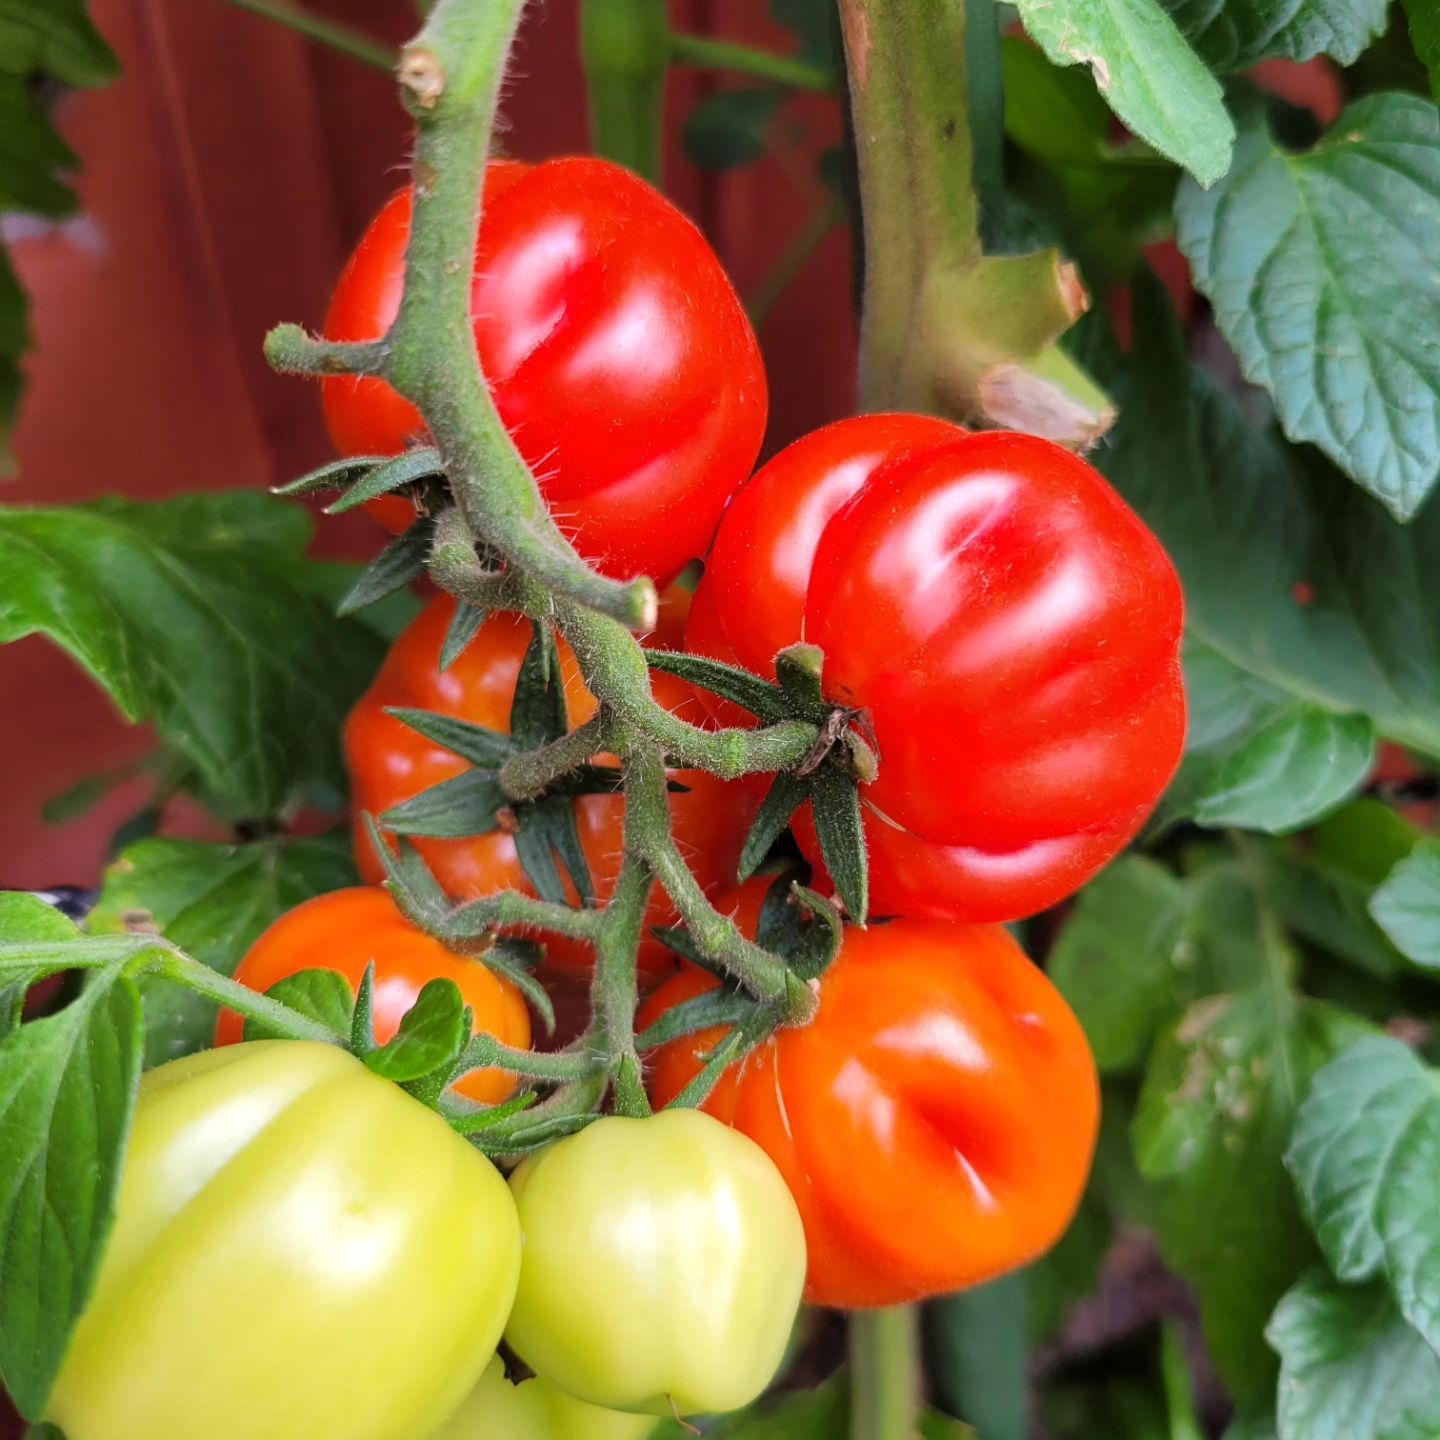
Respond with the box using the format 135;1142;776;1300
385;707;513;767
1132;931;1368;1404
0;948;142;1420
350;964;378;1056
1288;1037;1440;1354
928;1275;1027;1440
1267;1272;1440;1440
1077;272;1440;767
1158;0;1387;69
0;494;386;818
1010;0;1233;185
243;969;355;1041
738;772;809;882
1404;0;1439;102
439;602;489;672
365;977;468;1084
1176;94;1440;520
644;651;791;724
1369;840;1440;969
1165;639;1375;834
87;834;356;1066
809;768;868;923
323;447;444;515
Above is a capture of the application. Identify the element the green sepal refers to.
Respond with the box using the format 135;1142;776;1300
380;769;507;839
644;650;791;723
324;448;444;514
338;516;435;615
439;602;489;671
809;766;869;923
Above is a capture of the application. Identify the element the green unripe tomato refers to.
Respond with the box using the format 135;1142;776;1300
47;1041;522;1440
504;1109;806;1416
428;1357;655;1440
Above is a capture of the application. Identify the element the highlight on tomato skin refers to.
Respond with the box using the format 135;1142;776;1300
687;414;1186;923
213;886;531;1104
321;156;767;587
344;591;759;985
640;881;1100;1309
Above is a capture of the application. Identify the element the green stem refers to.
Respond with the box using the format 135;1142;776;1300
837;0;978;412
141;951;343;1044
453;1033;599;1082
501;716;606;802
850;1308;922;1440
593;853;653;1117
445;890;602;941
224;0;395;71
670;32;835;92
747;198;846;330
580;0;670;180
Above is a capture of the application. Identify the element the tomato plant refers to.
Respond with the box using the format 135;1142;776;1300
345;592;757;983
641;882;1098;1306
46;1041;521;1440
213;886;530;1103
687;415;1186;923
503;1109;806;1416
321;157;766;586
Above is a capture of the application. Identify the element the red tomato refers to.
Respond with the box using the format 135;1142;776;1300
214;886;531;1104
640;883;1099;1307
321;158;767;586
345;592;758;983
688;414;1185;922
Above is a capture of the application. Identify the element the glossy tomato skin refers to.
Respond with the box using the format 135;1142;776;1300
345;592;757;984
213;887;530;1104
427;1357;654;1440
47;1042;521;1440
322;158;767;586
640;888;1100;1308
504;1110;806;1416
688;415;1186;922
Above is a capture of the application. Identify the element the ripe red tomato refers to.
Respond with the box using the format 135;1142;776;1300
321;157;766;586
687;414;1186;922
345;592;758;983
214;887;531;1104
639;881;1099;1307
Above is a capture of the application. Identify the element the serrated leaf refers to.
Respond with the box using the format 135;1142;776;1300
1167;637;1375;833
0;0;120;86
87;834;356;1066
338;516;434;614
644;650;790;723
1075;271;1440;766
1370;839;1440;968
380;768;506;839
324;447;443;514
242;969;354;1041
1288;1037;1440;1353
1176;94;1440;520
1158;0;1387;69
439;602;488;671
1011;0;1234;184
385;707;513;767
811;769;867;923
1134;981;1364;1404
0;496;386;818
684;87;782;171
0;967;142;1419
739;772;808;882
1267;1272;1440;1440
364;977;467;1083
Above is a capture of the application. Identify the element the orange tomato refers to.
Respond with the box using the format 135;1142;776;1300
640;882;1099;1307
214;886;530;1104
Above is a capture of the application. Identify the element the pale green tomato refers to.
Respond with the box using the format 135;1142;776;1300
428;1357;655;1440
47;1041;521;1440
504;1109;806;1416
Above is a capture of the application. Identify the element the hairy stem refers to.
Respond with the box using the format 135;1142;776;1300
593;853;654;1117
501;716;607;802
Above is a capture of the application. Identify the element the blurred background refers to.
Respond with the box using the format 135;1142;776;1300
0;0;862;888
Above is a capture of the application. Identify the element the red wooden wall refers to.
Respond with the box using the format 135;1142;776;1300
0;0;856;889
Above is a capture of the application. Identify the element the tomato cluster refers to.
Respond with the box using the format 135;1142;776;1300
47;156;1185;1440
